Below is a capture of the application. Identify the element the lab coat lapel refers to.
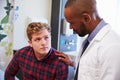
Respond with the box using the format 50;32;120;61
81;24;111;56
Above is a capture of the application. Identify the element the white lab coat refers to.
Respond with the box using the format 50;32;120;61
77;24;120;80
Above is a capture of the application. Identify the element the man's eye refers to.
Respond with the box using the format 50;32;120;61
45;37;49;40
35;38;40;41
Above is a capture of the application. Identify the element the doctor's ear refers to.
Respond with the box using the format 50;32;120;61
82;13;91;23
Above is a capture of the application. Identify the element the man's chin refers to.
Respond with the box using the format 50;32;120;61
78;33;88;37
41;51;49;54
78;34;85;37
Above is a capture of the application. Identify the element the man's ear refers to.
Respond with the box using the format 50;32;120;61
82;13;91;23
28;40;32;47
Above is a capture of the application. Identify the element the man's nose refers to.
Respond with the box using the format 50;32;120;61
70;25;73;29
41;39;46;44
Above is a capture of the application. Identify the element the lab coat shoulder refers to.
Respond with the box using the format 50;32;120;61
78;24;120;80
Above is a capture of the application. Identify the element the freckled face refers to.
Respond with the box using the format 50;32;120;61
29;29;51;56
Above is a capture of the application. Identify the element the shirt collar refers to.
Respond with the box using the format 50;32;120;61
34;48;53;61
43;48;53;60
87;19;108;42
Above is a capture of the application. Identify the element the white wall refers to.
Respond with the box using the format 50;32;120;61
96;0;120;34
13;0;52;50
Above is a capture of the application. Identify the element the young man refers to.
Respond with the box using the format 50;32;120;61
5;22;68;80
56;0;120;80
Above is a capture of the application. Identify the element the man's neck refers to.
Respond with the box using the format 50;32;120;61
35;53;47;61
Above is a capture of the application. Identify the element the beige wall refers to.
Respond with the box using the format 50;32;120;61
13;0;52;50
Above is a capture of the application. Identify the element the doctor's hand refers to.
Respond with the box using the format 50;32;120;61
55;51;74;67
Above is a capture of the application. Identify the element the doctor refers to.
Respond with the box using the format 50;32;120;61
55;0;120;80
